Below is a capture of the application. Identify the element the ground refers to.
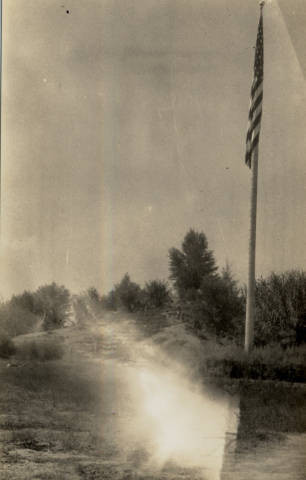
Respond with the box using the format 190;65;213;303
0;311;305;479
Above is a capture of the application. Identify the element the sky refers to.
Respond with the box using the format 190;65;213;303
0;0;305;299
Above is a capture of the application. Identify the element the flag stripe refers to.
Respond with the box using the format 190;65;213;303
245;10;264;168
247;123;261;152
248;91;263;120
251;77;263;99
246;111;262;143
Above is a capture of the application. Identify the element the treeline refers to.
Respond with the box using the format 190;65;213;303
101;229;306;348
0;229;305;352
100;276;171;312
0;283;71;337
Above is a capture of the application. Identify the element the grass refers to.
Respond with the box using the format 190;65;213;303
0;357;110;479
0;317;115;480
15;339;64;362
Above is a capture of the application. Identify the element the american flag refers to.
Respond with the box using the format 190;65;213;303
245;6;264;168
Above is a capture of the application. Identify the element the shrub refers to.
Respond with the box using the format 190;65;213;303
205;344;306;382
10;290;36;314
177;266;245;342
0;284;72;336
0;304;39;337
198;271;244;339
33;283;71;330
0;332;16;358
143;280;171;309
16;339;64;362
254;270;306;346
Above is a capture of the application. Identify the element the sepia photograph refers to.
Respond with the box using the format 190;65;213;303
0;0;305;478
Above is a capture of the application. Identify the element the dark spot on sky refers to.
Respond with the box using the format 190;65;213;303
66;10;70;14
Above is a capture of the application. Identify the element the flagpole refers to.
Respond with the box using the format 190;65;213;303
244;1;265;353
0;0;2;233
245;144;258;353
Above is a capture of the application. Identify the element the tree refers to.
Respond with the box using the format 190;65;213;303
198;265;244;339
86;287;102;315
143;280;171;309
11;291;36;314
33;283;71;330
87;287;100;303
101;290;118;311
113;274;143;312
169;229;218;299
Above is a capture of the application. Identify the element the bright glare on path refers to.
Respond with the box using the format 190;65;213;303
98;315;239;480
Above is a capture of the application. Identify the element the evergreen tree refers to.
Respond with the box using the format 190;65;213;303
143;280;171;309
169;229;217;299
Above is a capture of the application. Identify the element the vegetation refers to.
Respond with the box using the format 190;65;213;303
169;229;218;300
95;228;306;384
0;228;305;479
0;332;16;359
113;273;143;312
142;280;171;309
34;283;71;330
0;227;305;381
101;274;170;313
184;265;244;340
168;230;245;340
0;303;39;337
100;273;142;312
16;339;65;362
0;283;71;337
87;286;101;303
0;357;107;479
204;343;306;382
99;229;306;352
254;270;306;347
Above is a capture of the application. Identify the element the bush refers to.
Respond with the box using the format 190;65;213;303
198;271;244;338
254;270;306;346
16;339;64;362
143;280;171;309
10;290;36;314
34;283;71;330
176;266;245;342
0;284;72;335
0;304;39;337
205;344;306;382
0;332;16;358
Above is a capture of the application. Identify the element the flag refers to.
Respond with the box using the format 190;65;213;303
245;6;264;168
